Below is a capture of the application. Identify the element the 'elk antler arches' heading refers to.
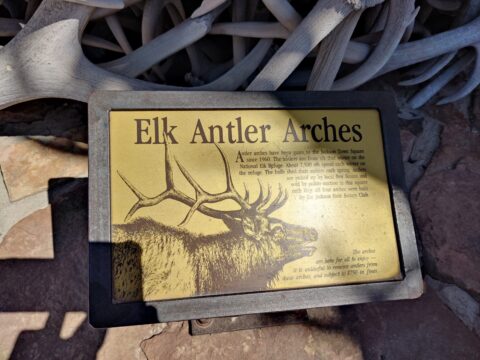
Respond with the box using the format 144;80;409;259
135;116;364;145
118;134;288;225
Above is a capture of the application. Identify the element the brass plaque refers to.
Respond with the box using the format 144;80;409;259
109;109;401;303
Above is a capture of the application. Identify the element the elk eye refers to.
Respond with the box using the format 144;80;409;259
270;224;285;234
270;223;284;231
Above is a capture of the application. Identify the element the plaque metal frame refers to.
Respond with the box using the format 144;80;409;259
89;91;422;328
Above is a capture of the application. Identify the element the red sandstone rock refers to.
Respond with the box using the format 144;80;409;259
347;285;480;359
412;100;480;297
412;164;480;297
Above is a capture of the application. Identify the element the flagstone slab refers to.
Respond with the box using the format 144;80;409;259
0;206;54;259
0;137;87;201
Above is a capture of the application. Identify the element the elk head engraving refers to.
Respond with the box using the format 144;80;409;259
114;136;317;300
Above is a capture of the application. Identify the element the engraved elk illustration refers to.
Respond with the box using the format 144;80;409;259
113;139;318;302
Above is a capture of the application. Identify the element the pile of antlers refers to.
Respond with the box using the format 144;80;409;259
0;0;479;111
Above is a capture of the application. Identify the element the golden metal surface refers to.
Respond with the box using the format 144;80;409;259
109;109;401;302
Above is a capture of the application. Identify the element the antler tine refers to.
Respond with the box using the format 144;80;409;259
175;160;208;223
408;51;475;109
118;171;176;222
437;43;480;105
214;143;233;192
120;136;243;224
118;133;176;221
213;144;251;210
66;0;125;9
398;52;457;86
256;184;272;210
176;180;203;226
250;178;265;207
247;0;384;91
164;132;174;189
103;5;226;78
263;184;289;215
243;183;250;202
174;143;251;226
118;171;148;221
332;0;419;90
105;14;133;54
379;15;480;76
398;0;478;88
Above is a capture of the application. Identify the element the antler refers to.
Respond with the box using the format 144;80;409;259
247;0;384;90
173;143;252;225
119;137;289;225
4;0;480;109
119;135;243;224
260;184;289;215
248;181;288;215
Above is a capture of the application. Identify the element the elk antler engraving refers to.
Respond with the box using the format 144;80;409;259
119;135;288;225
113;138;315;302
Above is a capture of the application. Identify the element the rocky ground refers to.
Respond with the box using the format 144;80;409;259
0;90;479;359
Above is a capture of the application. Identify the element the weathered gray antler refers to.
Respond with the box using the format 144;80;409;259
398;0;480;105
2;0;480;111
262;0;301;32
395;0;480;105
398;52;457;86
0;1;170;110
191;0;228;18
65;0;124;8
0;0;260;110
307;10;363;90
380;15;480;75
210;22;290;39
247;0;384;91
407;51;475;109
105;14;133;53
90;0;142;20
82;33;124;53
0;1;154;108
102;5;225;77
437;43;480;105
332;0;418;90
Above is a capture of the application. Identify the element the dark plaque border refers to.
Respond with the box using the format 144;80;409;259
88;91;422;328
